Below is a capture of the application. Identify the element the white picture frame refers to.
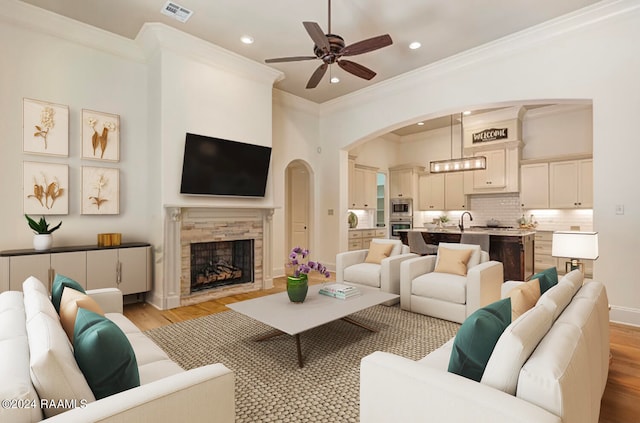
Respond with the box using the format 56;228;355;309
81;166;120;215
23;161;69;215
81;109;120;162
23;98;69;156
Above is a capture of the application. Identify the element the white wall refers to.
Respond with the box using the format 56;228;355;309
0;3;150;251
315;0;640;324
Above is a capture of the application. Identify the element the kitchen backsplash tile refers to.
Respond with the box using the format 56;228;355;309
413;193;593;231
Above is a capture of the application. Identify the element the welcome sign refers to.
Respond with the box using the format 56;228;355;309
472;128;508;143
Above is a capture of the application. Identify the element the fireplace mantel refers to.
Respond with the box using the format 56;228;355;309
161;205;275;308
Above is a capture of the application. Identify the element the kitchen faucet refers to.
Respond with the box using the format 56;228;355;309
459;211;473;232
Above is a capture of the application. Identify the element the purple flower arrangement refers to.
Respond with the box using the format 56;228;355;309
287;247;331;278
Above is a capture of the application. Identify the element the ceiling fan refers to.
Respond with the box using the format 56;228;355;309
265;0;393;89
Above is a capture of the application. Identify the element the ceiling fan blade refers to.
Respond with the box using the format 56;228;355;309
303;21;330;53
337;60;377;80
341;34;393;56
265;56;318;63
306;63;328;89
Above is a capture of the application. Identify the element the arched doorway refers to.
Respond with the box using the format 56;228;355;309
285;160;313;256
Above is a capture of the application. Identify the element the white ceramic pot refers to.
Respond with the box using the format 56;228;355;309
33;234;53;251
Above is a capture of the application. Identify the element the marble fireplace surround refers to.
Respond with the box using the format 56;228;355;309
164;206;275;307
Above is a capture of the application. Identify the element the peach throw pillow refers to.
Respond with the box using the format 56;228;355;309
434;247;473;276
507;278;541;320
59;287;105;342
364;242;394;264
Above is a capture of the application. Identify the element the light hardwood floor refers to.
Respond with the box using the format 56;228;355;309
124;277;640;423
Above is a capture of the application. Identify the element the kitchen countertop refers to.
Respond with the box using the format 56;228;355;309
399;227;536;237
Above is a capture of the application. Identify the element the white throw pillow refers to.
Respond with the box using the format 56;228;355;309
481;303;554;394
26;313;95;417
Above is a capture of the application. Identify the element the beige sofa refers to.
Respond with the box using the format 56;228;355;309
0;277;234;422
360;270;609;423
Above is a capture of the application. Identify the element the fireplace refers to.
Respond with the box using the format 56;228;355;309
190;239;254;293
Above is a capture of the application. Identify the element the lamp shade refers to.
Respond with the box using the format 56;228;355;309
552;231;599;260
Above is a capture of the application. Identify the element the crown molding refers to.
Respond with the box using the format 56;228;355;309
136;23;284;86
0;0;145;62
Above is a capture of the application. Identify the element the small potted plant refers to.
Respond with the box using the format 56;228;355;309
285;247;330;303
25;214;62;251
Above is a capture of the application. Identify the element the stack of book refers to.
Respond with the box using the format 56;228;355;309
319;283;360;300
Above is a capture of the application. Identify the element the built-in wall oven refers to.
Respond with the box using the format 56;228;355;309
390;216;413;239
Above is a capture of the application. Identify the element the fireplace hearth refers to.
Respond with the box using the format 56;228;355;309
190;239;254;293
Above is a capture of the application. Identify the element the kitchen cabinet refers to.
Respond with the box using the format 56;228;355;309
418;173;445;210
418;172;467;211
348;160;378;209
348;229;387;251
549;159;593;208
389;165;424;199
520;163;549;208
0;243;152;294
473;149;506;189
464;143;521;195
444;172;467;210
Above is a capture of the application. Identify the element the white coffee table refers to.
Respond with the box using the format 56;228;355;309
227;284;399;367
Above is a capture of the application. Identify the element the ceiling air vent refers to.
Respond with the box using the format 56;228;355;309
161;1;193;23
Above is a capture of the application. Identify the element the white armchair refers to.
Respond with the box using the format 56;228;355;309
400;242;503;323
336;239;417;305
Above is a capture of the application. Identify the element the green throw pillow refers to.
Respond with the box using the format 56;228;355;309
531;267;559;294
73;308;140;399
448;298;512;382
51;274;86;313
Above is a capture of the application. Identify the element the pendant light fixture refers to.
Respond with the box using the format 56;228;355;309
429;113;487;173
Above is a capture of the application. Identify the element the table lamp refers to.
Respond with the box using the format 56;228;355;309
552;231;599;273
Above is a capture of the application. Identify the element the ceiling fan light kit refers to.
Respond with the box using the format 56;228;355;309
264;0;393;89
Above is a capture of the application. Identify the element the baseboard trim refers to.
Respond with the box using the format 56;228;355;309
610;305;640;327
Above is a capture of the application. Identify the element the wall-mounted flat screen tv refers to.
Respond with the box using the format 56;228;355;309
180;133;272;197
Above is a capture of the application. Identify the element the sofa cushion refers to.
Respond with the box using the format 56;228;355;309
538;270;583;321
481;303;554;394
434;247;473;276
22;275;49;296
411;272;467;305
73;308;140;399
506;277;541;320
448;298;512;382
344;263;381;288
23;287;58;323
26;312;95;417
530;267;558;294
51;274;86;313
438;243;481;269
59;288;105;342
364;241;394;264
0;291;43;422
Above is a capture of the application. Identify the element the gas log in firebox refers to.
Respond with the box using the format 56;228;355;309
190;239;254;293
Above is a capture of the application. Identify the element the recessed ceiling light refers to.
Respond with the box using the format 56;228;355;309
330;76;340;84
240;35;254;45
409;41;422;50
463;110;472;116
417;121;425;126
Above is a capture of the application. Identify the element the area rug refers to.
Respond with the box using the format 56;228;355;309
144;305;460;423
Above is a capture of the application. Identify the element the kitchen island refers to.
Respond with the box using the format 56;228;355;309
398;227;535;281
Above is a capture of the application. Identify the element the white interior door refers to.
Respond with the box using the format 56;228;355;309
287;163;310;251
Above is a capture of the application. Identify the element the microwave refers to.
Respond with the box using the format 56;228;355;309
390;198;412;217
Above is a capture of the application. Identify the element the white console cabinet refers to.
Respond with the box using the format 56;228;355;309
0;243;152;294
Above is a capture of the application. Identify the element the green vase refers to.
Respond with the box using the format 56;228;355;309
287;274;308;303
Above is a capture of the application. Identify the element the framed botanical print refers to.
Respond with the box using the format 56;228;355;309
23;161;69;215
81;166;120;215
81;109;120;161
23;98;69;156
